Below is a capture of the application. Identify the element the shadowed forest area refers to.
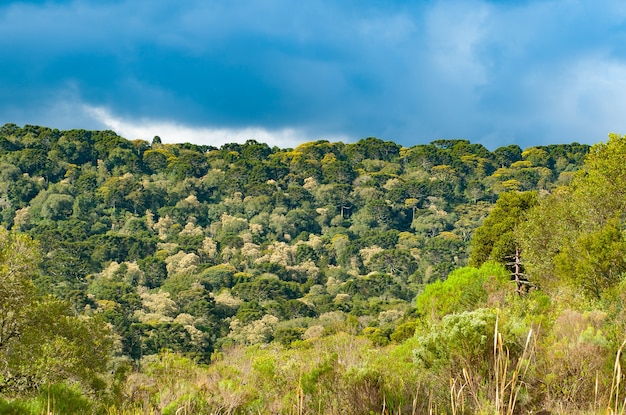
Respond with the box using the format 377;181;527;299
3;124;626;414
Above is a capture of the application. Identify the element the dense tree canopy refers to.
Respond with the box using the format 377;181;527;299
1;123;607;414
0;227;114;396
0;126;590;358
518;133;626;297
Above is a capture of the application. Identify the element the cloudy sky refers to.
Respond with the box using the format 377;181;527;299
1;0;625;149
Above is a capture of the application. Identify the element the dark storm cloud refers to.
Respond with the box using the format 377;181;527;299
1;0;625;148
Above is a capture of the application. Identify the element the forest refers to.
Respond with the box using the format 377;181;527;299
2;123;625;414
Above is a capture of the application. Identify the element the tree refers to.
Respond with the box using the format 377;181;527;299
232;276;301;302
469;191;537;267
107;147;140;174
522;147;550;167
574;133;626;223
411;211;454;238
142;149;169;174
321;153;356;184
2;298;113;395
41;193;74;220
166;150;209;179
415;262;508;320
138;256;168;288
0;228;39;351
493;144;522;168
97;174;139;210
518;134;626;295
0;228;113;395
405;198;419;222
367;249;418;280
346;137;401;162
554;220;626;298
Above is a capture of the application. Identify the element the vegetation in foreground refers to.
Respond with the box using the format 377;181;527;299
2;124;626;413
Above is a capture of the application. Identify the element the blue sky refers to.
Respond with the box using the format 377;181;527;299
1;0;625;149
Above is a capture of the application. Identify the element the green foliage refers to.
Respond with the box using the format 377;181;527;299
554;220;626;298
415;261;509;320
142;148;169;174
0;227;40;351
469;191;537;267
367;248;417;279
274;326;306;346
232;276;301;302
0;228;114;396
0;124;605;412
40;193;74;220
0;393;93;415
389;320;419;343
519;134;626;297
137;255;167;288
413;308;499;372
494;144;522;167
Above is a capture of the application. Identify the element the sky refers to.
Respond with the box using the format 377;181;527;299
1;0;626;150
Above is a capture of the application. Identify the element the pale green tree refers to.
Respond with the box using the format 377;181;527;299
0;228;39;350
518;134;626;296
0;227;114;395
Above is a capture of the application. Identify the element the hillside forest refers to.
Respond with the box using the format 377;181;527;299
3;123;626;414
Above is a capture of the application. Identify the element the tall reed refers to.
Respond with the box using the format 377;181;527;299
607;340;626;415
449;314;535;415
493;315;534;415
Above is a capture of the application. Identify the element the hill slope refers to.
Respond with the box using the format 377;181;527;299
6;123;622;414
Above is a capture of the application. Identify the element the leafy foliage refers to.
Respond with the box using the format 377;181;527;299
4;123;617;414
415;261;509;320
0;227;114;397
518;133;626;297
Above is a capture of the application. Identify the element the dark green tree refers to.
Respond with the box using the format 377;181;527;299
469;191;537;267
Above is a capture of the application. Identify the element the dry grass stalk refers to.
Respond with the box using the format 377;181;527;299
596;371;600;414
449;376;468;415
453;314;534;415
494;315;502;411
411;383;420;415
607;340;626;415
494;315;534;415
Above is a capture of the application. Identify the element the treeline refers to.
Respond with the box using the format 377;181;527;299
0;123;607;414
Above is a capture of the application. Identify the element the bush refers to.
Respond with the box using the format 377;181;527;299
390;320;419;343
413;308;499;373
0;383;93;415
415;261;509;320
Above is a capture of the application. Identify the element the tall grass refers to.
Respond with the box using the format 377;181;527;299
493;317;534;415
447;314;535;415
14;332;626;414
607;340;626;415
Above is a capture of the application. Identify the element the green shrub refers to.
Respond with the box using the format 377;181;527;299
0;383;93;415
413;308;499;373
39;383;93;415
162;394;208;415
0;398;37;415
415;261;509;320
389;320;419;343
